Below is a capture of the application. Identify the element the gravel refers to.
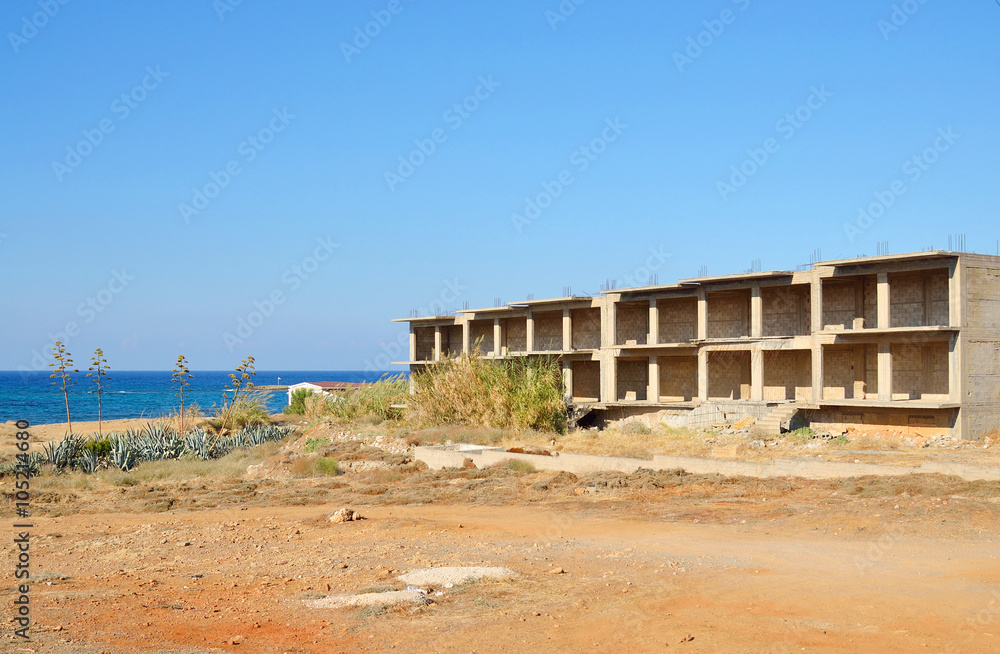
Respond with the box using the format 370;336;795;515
305;589;430;609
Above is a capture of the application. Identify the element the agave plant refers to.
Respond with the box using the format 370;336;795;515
109;437;139;472
183;428;214;460
75;449;100;474
43;434;85;468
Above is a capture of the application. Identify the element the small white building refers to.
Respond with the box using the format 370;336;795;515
286;381;363;405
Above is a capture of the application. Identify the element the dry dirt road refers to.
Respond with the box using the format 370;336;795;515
3;485;1000;654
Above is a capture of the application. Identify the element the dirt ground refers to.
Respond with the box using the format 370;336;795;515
3;422;1000;653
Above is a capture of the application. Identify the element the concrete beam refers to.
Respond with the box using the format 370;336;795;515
877;272;891;329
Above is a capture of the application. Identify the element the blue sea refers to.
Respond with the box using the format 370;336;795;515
0;371;400;425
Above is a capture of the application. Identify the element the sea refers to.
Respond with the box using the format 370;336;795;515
0;371;402;426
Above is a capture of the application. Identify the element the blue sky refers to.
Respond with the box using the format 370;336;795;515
1;0;998;371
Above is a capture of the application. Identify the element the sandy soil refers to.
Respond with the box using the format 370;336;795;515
2;423;1000;653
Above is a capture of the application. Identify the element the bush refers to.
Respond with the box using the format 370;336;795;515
305;376;409;423
303;437;326;453
214;392;271;430
504;459;536;473
410;352;567;434
284;389;314;415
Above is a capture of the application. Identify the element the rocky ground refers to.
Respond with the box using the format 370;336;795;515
2;421;1000;652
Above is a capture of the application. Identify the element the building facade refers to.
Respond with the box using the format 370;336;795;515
393;251;1000;439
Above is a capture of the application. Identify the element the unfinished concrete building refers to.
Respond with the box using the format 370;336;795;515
394;251;1000;439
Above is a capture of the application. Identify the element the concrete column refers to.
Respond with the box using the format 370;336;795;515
526;310;535;353
562;360;573;402
697;349;708;401
493;317;502;357
648;356;659;404
751;347;764;401
751;286;763;338
878;341;893;401
462;320;470;355
948;259;963;328
562;308;572;352
433;326;442;362
409;327;417;362
602;300;617;348
648;299;659;345
697;288;708;340
811;345;824;402
877;272;891;329
811;276;823;333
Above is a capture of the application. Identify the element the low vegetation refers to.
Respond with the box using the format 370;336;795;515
304;375;409;423
408;353;567;434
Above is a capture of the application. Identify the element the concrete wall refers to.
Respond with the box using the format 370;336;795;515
961;258;1000;439
534;311;562;351
572;360;600;402
806;407;954;438
572;308;601;349
707;291;749;339
708;350;749;400
414;444;1000;481
659;355;697;402
658;297;697;343
763;350;812;401
616;358;648;401
762;286;810;336
616;302;648;345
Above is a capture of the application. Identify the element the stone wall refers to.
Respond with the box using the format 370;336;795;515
658;297;697;343
415;327;434;361
534;311;562;351
708;351;749;400
572;360;600;402
658;356;697;402
762;286;810;336
616;303;648;345
763;350;811;401
617;358;648;401
470;320;493;354
707;291;749;339
504;318;526;353
572;308;601;349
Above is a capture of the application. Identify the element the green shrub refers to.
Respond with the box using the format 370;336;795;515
315;458;341;476
410;351;567;434
504;459;536;473
306;376;409;423
83;437;113;458
303;437;326;453
284;389;314;415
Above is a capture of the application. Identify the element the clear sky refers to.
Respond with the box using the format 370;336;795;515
1;0;998;372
